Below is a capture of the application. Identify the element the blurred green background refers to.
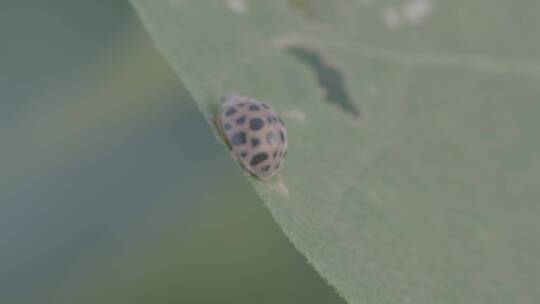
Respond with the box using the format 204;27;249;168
0;1;343;303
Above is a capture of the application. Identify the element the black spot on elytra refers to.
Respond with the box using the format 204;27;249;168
251;138;260;147
250;152;269;166
223;123;232;130
225;107;237;117
287;47;359;117
273;150;278;158
240;151;247;157
266;132;276;144
261;165;271;172
250;118;264;131
267;116;273;124
237;102;245;107
272;116;278;123
280;131;285;143
248;104;261;111
230;132;246;146
236;115;246;124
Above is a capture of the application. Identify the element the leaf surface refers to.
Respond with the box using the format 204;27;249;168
131;1;540;303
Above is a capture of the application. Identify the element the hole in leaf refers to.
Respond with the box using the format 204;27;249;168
287;47;360;117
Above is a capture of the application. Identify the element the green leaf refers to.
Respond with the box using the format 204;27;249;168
130;1;540;303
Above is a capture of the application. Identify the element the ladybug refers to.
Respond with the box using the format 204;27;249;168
216;94;288;180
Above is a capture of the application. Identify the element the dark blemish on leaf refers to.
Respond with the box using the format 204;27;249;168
287;47;360;117
225;107;237;117
251;138;261;147
250;152;269;166
236;115;246;125
249;104;260;111
230;132;246;146
287;0;316;18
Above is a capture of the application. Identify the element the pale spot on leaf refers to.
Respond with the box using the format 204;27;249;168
282;109;306;123
270;181;290;196
382;7;402;30
402;0;433;25
381;0;433;29
226;0;248;15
